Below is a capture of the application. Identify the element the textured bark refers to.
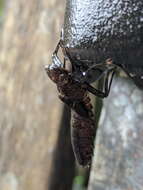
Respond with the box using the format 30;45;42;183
88;76;143;190
0;0;66;190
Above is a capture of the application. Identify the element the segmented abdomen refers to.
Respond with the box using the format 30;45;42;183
71;95;96;166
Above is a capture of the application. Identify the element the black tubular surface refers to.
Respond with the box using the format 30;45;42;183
62;0;143;89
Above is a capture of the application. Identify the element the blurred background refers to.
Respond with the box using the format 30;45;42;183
0;0;91;189
1;0;143;190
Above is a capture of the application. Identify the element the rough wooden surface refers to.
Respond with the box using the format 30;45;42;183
88;77;143;190
0;0;65;189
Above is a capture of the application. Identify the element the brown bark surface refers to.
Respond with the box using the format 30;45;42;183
88;76;143;190
0;0;65;189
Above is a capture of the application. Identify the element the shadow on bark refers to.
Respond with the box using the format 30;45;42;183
48;105;75;190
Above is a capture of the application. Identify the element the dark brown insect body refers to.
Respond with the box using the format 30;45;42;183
45;44;96;166
71;99;95;166
45;42;115;166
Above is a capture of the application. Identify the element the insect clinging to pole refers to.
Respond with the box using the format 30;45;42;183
45;41;116;166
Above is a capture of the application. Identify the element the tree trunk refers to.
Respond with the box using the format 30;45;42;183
88;76;143;190
0;0;66;189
